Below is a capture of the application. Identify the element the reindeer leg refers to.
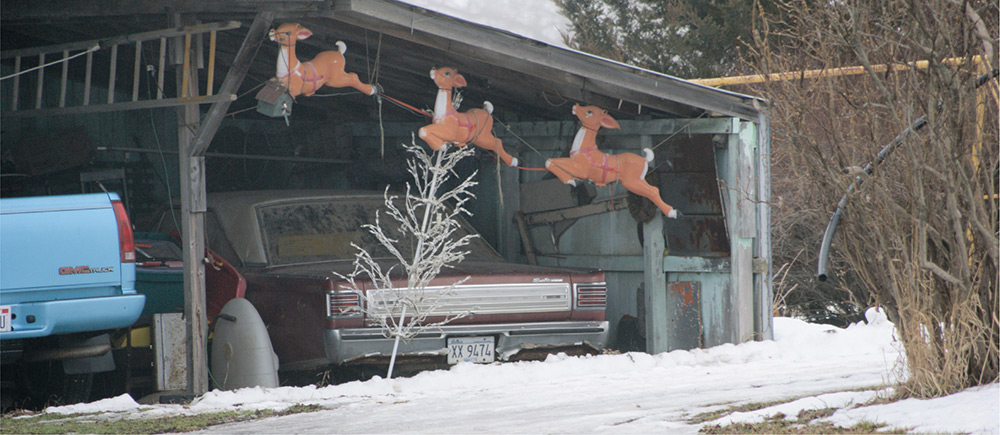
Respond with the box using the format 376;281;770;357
620;179;680;218
342;72;375;96
418;126;448;151
546;158;583;187
476;136;516;167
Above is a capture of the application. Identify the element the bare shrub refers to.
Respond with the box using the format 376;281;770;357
748;0;998;396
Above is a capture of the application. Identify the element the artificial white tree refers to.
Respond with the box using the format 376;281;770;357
337;137;479;378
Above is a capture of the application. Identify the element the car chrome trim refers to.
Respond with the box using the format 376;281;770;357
365;282;572;318
323;320;610;365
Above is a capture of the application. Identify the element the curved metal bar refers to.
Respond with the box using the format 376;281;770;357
816;68;998;280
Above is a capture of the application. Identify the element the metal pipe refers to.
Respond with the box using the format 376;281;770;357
24;343;111;363
817;68;998;281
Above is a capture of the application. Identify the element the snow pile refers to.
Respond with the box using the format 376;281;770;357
46;394;144;415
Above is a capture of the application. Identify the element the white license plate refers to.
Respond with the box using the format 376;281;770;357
447;336;494;364
0;306;10;333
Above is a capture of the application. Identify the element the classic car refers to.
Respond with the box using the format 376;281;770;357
148;190;608;372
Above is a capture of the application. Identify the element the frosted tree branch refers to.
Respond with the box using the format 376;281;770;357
334;138;480;378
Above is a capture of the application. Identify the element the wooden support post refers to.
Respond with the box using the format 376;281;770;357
178;13;268;398
189;13;271;156
513;212;537;265
175;14;208;398
643;212;668;354
729;120;756;343
754;115;773;340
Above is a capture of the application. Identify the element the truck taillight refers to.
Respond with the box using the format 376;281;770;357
327;290;362;318
574;283;607;310
111;200;135;263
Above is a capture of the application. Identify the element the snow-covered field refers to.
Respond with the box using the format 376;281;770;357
45;309;999;434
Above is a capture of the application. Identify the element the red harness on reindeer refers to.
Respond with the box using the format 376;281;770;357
279;61;325;97
571;145;620;186
445;109;486;143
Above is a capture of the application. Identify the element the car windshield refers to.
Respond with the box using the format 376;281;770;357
257;197;502;265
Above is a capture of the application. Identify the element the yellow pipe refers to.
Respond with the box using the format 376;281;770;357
690;57;975;87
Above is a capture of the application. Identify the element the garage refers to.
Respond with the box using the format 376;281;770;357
2;0;770;399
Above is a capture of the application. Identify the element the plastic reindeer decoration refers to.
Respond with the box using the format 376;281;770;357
545;104;680;219
417;67;518;167
268;22;377;98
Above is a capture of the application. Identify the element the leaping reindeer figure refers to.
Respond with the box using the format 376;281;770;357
417;67;518;167
269;22;376;98
546;104;680;219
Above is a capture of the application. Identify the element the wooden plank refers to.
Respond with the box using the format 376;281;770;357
157;38;166;99
523;198;628;227
754;115;773;340
59;50;68;107
643;212;668;353
83;51;92;105
107;44;118;104
726;120;754;343
11;57;20;110
737;121;757;238
132;40;142;102
2;1;312;19
34;53;44;110
0;21;242;59
536;254;730;273
189;15;266;156
1;93;235;117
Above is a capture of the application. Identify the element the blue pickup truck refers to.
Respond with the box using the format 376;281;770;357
0;193;145;408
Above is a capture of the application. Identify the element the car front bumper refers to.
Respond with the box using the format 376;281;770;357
322;320;609;365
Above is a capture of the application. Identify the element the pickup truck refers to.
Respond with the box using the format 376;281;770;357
148;190;609;375
0;193;145;407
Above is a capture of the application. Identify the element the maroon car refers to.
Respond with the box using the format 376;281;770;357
152;190;608;372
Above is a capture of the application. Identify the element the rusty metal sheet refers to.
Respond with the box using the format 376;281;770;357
652;135;717;172
665;216;730;256
657;172;724;215
666;280;702;351
153;313;188;392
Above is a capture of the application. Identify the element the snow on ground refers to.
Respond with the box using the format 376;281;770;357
42;308;999;434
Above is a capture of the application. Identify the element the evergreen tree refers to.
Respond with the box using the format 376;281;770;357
556;0;775;79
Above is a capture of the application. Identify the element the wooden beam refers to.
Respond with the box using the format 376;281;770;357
1;0;324;20
643;212;669;353
190;13;272;157
1;94;236;118
0;21;241;59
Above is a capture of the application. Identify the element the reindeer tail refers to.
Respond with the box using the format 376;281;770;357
336;41;347;54
642;148;654;163
483;101;494;114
